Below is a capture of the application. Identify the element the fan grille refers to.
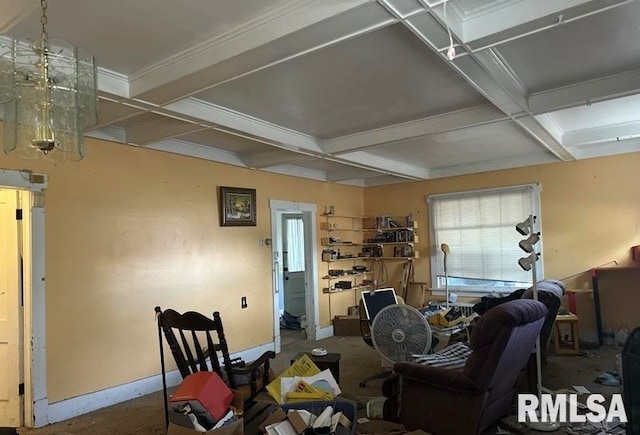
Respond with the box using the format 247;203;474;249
371;304;431;364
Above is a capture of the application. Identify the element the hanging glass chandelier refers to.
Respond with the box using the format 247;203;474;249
0;0;98;162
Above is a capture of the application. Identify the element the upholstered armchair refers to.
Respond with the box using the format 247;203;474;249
382;299;547;435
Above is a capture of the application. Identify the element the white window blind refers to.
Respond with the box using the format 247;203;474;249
428;184;541;294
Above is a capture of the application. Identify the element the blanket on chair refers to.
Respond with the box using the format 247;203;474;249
412;342;472;370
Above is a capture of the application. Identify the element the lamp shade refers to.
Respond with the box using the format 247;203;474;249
515;216;535;236
519;233;540;253
518;253;539;271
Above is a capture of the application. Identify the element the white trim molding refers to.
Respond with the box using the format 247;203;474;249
46;342;275;424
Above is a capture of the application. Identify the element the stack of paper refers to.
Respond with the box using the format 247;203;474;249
280;370;342;404
267;355;341;404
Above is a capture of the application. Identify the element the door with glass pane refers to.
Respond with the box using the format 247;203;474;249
283;216;306;317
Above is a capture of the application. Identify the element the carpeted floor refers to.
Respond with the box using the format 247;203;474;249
17;329;623;435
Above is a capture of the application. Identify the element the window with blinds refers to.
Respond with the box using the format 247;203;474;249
427;184;541;295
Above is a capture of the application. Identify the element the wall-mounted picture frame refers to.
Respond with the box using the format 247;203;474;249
219;186;256;226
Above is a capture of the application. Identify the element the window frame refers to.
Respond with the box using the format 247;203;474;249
426;183;543;297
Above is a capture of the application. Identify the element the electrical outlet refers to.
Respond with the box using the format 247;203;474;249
241;296;247;309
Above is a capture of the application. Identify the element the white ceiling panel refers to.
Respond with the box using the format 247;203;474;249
8;0;291;75
496;1;640;93
176;130;272;155
454;0;516;18
196;23;488;139
367;120;543;168
546;94;640;133
95;100;145;127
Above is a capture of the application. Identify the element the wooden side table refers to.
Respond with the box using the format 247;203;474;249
553;314;580;355
291;352;341;383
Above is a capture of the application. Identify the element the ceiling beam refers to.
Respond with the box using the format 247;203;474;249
324;105;507;154
568;136;640;159
563;119;640;147
164;98;324;154
85;126;127;144
529;68;640;114
459;0;630;50
363;175;413;187
125;119;206;146
325;167;381;182
147;140;247;167
264;165;327;182
429;153;559;180
244;150;315;169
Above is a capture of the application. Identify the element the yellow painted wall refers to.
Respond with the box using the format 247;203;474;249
0;132;362;403
364;153;640;342
2;122;639;405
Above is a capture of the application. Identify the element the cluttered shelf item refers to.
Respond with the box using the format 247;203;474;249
155;306;276;428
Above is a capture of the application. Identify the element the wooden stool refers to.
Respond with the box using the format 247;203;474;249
553;314;580;355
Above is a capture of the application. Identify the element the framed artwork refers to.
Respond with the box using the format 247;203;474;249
219;186;256;226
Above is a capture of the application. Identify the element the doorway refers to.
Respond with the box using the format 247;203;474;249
0;170;47;428
0;188;22;428
269;200;319;353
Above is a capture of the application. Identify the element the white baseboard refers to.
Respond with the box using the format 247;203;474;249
44;342;275;427
315;325;334;340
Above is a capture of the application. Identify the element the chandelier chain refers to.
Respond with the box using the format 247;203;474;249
40;0;48;46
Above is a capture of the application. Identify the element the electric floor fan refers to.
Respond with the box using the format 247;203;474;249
371;304;432;364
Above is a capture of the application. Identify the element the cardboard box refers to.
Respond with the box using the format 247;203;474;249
333;315;361;336
167;416;243;435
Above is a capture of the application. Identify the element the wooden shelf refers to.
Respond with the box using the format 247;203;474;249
322;241;416;247
321;214;369;219
362;226;417;232
323;284;372;294
322;271;371;280
322;257;363;263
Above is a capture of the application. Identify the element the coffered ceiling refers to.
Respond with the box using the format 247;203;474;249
3;0;640;186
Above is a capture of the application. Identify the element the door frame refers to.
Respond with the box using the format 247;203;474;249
269;200;318;352
0;169;47;428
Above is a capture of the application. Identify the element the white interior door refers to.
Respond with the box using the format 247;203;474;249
0;189;21;426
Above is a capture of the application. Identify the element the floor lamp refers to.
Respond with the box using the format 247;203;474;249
441;243;450;308
516;215;560;431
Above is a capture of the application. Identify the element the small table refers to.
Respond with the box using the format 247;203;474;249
291;352;341;383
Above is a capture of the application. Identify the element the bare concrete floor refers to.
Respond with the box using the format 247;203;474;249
17;330;623;435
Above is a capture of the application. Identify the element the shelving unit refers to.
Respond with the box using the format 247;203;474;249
321;212;420;320
321;214;372;295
